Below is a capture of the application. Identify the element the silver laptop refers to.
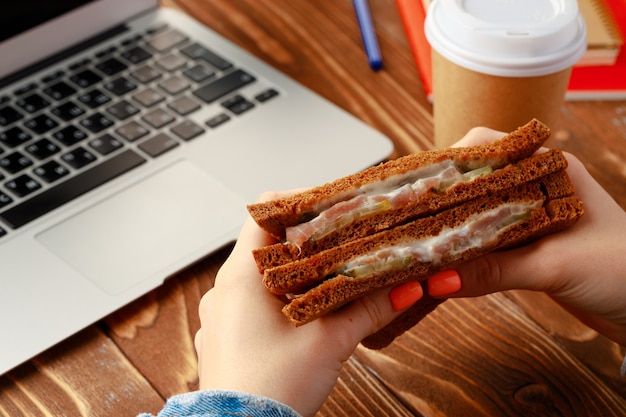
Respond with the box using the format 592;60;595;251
0;0;393;375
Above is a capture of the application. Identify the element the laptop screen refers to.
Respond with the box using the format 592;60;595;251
0;1;95;42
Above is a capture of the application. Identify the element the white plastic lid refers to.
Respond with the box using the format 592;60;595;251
424;0;587;77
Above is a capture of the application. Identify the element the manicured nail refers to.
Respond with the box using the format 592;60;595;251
389;281;423;311
428;270;462;297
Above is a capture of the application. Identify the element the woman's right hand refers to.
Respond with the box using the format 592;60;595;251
426;127;626;346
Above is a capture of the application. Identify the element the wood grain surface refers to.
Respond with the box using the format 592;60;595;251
1;1;625;416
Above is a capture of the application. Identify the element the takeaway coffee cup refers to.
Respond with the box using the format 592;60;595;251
425;0;587;148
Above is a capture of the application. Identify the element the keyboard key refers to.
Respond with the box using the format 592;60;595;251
116;121;149;142
138;133;179;157
43;81;77;100
133;88;166;108
78;89;112;108
142;108;175;128
183;64;215;83
70;69;103;88
120;34;143;46
130;64;162;84
16;93;50;113
80;112;115;133
95;57;128;76
146;22;168;35
221;94;255;115
121;46;152;64
171;120;204;141
168;96;200;115
95;45;118;58
0;149;146;229
193;69;256;103
25;138;61;159
104;77;137;96
51;101;85;121
52;125;88;146
205;113;230;128
14;83;38;96
0;151;33;174
0;191;12;209
180;43;233;71
0;225;6;237
24;114;59;134
62;147;97;169
69;58;91;71
255;88;279;102
34;160;70;183
0;105;24;127
106;100;140;120
156;53;187;71
89;133;123;155
41;70;66;84
4;174;42;197
0;126;32;147
147;29;189;52
158;75;189;95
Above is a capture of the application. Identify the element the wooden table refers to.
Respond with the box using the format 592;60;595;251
2;1;626;415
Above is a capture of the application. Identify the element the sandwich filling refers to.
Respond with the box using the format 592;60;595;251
286;160;493;246
337;200;542;279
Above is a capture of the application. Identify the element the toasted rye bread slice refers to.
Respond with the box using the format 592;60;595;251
252;149;568;273
247;118;551;240
272;171;582;336
263;170;577;296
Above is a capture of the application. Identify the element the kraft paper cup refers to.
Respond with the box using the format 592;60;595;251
425;0;587;148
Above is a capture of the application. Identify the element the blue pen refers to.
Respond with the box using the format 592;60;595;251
352;0;383;71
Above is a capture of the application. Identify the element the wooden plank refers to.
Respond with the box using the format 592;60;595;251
319;356;417;417
0;327;163;417
355;293;626;416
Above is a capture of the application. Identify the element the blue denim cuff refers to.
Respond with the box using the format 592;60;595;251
138;390;302;417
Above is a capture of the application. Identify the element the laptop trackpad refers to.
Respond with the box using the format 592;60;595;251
36;160;247;295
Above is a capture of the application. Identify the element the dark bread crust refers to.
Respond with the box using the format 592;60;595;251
263;170;576;295
248;119;551;239
252;149;568;272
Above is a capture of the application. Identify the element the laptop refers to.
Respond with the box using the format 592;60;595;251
0;0;393;375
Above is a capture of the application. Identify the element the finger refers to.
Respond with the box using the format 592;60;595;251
229;189;309;258
451;127;507;148
321;282;424;349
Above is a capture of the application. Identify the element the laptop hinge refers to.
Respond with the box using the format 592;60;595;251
0;24;129;90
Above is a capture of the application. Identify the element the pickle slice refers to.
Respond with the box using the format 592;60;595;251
343;255;413;278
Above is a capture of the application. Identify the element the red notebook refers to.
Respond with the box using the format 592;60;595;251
398;0;626;100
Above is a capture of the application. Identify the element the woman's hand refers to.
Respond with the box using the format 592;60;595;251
427;127;626;346
194;191;423;417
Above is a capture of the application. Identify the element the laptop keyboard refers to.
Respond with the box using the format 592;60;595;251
0;24;279;237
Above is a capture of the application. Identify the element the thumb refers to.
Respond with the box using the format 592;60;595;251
323;281;425;349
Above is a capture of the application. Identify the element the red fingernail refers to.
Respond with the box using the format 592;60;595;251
389;281;423;311
428;270;461;297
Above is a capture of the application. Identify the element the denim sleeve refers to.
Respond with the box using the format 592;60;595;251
138;389;302;417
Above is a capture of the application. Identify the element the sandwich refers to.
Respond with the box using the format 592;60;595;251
247;119;584;348
249;119;562;271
